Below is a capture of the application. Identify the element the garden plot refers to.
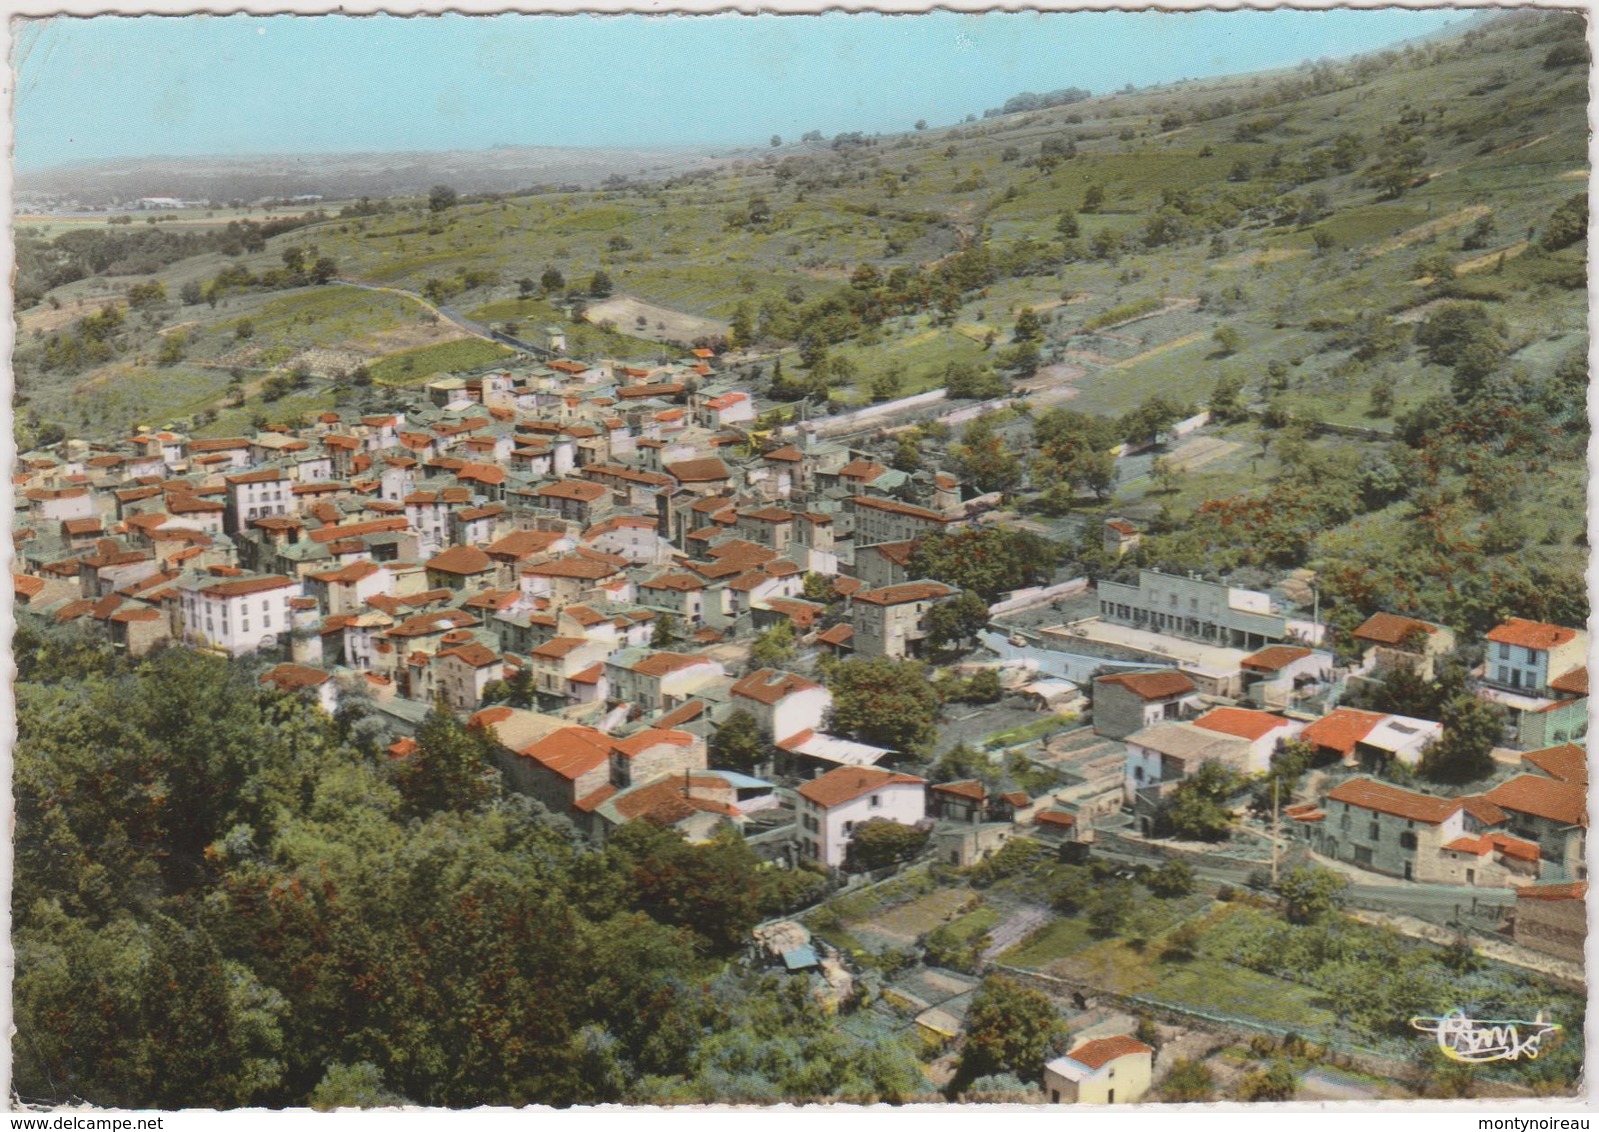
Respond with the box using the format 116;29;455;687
849;888;975;948
1164;435;1242;473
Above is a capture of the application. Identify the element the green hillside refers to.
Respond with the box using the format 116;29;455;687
12;10;1587;629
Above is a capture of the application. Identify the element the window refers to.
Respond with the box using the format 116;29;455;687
1499;643;1510;659
1369;822;1380;841
1399;832;1417;850
1526;647;1540;666
1497;666;1510;684
870;794;881;808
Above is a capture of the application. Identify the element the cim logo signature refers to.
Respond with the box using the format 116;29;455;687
1410;1010;1561;1063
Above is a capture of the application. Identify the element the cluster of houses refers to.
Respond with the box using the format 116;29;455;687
15;343;1587;971
13;351;1071;862
1084;592;1587;956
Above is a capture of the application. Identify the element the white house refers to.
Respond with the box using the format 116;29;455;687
223;467;292;535
1190;706;1303;774
1043;1036;1154;1105
730;668;832;743
796;765;926;868
177;572;302;658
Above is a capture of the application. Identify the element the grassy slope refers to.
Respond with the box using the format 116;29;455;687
14;12;1585;451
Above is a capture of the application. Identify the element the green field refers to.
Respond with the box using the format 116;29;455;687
368;338;517;386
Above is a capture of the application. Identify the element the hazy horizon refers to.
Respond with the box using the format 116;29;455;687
15;9;1466;174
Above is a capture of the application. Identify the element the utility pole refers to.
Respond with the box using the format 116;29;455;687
1271;776;1281;886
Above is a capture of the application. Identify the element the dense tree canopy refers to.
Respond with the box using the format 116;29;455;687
13;632;924;1108
824;657;942;756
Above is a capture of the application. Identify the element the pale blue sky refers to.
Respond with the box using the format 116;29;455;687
14;10;1465;172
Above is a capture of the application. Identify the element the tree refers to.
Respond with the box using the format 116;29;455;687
180;279;204;306
310;1063;410;1110
1276;864;1348;924
1150;456;1179;495
710;709;766;774
397;706;497;817
589;270;613;298
825;657;942;756
844;818;929;871
310;257;338;285
428;184;458;213
914;119;928;131
1238;1060;1298;1102
1541;193;1587;251
891;432;921;473
1206;373;1245;422
729;302;755;349
954;415;1024;495
1120;394;1189;446
1087;878;1137;936
127;280;166;309
540;265;565;294
925;591;991;655
944;361;1005;400
1081;183;1105;213
1212;325;1242;356
1057;211;1080;239
1013;307;1044;343
1160;1059;1215;1102
651;611;677;648
1161;761;1241;841
156;331;186;367
801;572;835;605
770;134;782;147
1419;696;1503;784
1145;858;1195;898
953;976;1068;1092
750;621;796;668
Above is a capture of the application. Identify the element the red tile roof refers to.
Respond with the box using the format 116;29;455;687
631;651;713;678
1067;1036;1153;1071
426;545;495;575
1483;774;1586;828
260;663;333;691
1549;666;1588;697
1241;645;1313;672
851;580;954;606
520;726;615;780
848;495;948;522
1193;707;1289;742
932;780;985;801
817;623;854;646
1486;618;1580;651
732;668;823;705
1521;743;1587;787
1352;612;1439;646
797;766;925;808
1324;777;1461;824
1300;707;1386;755
665;457;732;483
201;575;296;599
1516;882;1588;902
1096;670;1195;702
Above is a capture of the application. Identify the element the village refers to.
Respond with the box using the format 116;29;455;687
13;324;1587;1102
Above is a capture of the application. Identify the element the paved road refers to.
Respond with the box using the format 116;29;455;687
979;628;1151;685
333;278;551;358
1091;841;1512;925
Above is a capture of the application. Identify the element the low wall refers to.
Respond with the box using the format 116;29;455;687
988;577;1090;617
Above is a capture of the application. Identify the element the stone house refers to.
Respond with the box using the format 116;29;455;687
1092;669;1200;741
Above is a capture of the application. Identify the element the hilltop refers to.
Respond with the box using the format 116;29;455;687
15;142;748;209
